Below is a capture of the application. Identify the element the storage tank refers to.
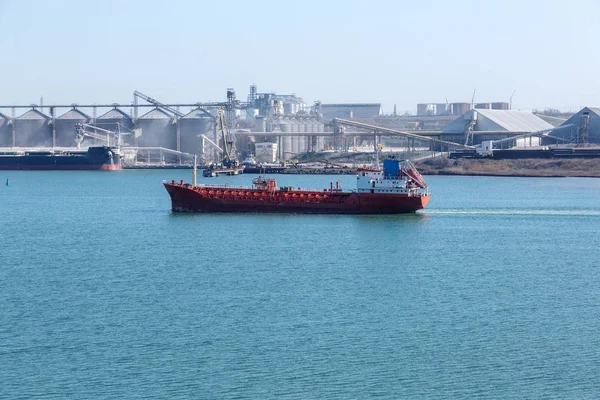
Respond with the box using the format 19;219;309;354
283;102;293;115
278;118;292;160
55;108;90;147
289;118;299;155
253;116;266;133
246;108;259;120
96;108;134;144
14;109;52;147
308;118;319;152
0;112;12;147
474;103;491;110
180;109;213;156
297;118;308;153
316;121;325;151
451;102;471;115
417;103;434;116
491;102;510;110
137;108;176;149
435;103;448;116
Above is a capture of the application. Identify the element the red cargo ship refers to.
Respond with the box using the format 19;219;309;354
163;159;430;214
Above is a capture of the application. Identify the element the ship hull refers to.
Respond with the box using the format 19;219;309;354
0;146;121;171
164;182;429;214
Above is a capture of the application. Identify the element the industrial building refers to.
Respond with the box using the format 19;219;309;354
548;107;600;145
254;142;278;163
319;103;383;119
442;109;553;146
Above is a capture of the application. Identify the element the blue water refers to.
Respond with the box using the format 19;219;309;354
1;171;600;399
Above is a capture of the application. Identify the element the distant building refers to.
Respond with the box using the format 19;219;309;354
442;109;554;147
320;103;382;119
549;107;600;144
443;109;553;134
255;142;278;163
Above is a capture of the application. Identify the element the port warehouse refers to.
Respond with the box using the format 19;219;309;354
1;87;599;162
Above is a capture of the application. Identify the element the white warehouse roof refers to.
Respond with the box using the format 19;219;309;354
443;109;553;133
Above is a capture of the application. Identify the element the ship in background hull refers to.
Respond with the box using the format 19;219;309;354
0;146;121;170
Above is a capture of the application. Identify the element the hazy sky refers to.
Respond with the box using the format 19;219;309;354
0;0;598;114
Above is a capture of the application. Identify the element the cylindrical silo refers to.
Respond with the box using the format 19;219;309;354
491;102;509;110
14;109;52;147
435;103;448;116
55;108;90;147
316;121;325;151
451;102;471;115
279;118;292;160
180;109;213;156
289;118;299;155
297;118;307;153
137;108;176;149
246;108;259;120
0;112;12;147
138;108;178;163
96;108;134;145
253;116;266;133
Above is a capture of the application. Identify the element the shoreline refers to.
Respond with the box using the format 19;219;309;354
281;158;600;178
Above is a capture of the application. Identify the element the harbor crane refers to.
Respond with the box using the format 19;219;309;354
216;108;238;168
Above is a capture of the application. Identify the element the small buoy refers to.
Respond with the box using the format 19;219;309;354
5;178;8;187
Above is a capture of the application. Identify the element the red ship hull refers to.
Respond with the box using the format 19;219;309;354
164;181;430;214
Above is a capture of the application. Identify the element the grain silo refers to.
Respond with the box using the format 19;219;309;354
253;116;266;133
180;109;213;156
96;108;134;144
279;118;292;160
297;118;308;153
55;108;90;147
14;109;52;147
289;117;299;155
0;112;12;147
137;108;176;149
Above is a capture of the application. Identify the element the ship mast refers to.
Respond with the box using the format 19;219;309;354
193;154;197;186
374;134;380;170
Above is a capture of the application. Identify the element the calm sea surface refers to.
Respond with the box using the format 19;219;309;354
1;170;599;399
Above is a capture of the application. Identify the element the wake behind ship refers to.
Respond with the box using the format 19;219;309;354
164;159;430;214
0;146;121;170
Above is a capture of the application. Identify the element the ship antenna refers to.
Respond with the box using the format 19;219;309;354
193;154;197;187
374;134;380;169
